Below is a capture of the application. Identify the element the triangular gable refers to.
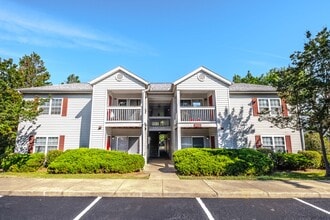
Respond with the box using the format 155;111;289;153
173;66;232;86
89;66;148;86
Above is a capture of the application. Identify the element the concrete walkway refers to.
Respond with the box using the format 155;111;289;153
0;159;329;198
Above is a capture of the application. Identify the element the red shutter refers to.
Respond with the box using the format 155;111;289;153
285;135;292;153
61;97;68;116
210;136;215;149
28;135;35;154
208;95;213;106
252;98;259;116
59;135;65;151
255;135;262;148
108;95;112;106
106;136;111;150
281;99;288;116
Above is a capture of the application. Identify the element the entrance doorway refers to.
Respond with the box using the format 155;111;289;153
149;131;170;158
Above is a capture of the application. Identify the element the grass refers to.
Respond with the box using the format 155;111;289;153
0;168;149;179
178;169;330;181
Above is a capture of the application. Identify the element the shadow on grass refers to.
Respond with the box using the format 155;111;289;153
256;170;329;181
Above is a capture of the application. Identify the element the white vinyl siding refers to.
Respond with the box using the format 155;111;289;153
17;94;92;150
89;70;146;148
229;94;302;152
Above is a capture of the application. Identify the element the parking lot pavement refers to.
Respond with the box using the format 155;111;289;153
0;196;329;220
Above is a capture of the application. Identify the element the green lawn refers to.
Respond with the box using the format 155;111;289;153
0;168;149;179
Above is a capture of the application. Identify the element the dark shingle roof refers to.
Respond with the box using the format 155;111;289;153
229;83;277;93
18;83;92;94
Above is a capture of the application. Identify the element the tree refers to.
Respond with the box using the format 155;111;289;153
233;69;280;86
305;132;330;153
18;52;51;88
0;55;44;156
65;74;80;84
262;28;330;176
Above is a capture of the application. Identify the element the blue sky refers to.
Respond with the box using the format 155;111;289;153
0;0;329;84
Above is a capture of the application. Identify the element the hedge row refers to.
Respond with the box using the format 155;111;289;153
47;149;144;174
1;149;144;174
173;148;274;176
174;148;327;176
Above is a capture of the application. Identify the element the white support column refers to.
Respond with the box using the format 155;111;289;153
142;89;148;163
176;90;181;150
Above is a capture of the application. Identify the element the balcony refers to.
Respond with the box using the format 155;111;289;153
180;107;215;122
149;117;171;131
106;106;142;122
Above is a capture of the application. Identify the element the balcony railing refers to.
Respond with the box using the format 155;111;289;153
180;107;215;122
106;106;141;122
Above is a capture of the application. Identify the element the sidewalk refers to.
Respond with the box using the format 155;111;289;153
0;159;329;198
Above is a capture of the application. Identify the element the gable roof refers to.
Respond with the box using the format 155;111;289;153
18;83;92;94
229;83;277;93
173;66;232;86
89;66;148;86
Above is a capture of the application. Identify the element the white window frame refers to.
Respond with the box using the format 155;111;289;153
261;135;286;152
258;98;281;115
39;98;63;115
34;136;59;153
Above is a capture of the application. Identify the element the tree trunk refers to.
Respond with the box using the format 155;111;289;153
319;131;330;177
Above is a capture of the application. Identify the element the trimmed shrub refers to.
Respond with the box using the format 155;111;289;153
45;150;63;167
1;153;45;172
173;148;273;176
320;154;330;169
1;153;30;171
274;153;311;171
298;150;322;169
47;149;144;174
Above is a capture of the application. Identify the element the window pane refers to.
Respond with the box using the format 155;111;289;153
180;100;191;107
51;99;62;115
39;101;50;115
270;99;281;115
35;137;46;153
193;137;204;148
259;99;269;107
118;99;127;106
274;137;285;152
129;99;141;106
192;100;202;107
181;137;192;149
259;99;269;112
262;137;273;146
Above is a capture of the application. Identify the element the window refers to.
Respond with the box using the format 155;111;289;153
180;99;203;107
261;136;285;152
118;99;141;106
258;98;281;115
39;98;62;115
35;137;58;153
181;137;205;149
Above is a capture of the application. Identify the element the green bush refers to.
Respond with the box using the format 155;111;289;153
274;153;311;171
45;150;63;167
47;149;144;174
173;148;273;176
1;153;30;171
1;153;45;172
298;150;322;169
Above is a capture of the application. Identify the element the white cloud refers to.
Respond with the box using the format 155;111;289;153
0;2;155;55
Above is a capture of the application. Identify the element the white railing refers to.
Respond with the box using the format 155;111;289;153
106;106;141;122
180;107;215;122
